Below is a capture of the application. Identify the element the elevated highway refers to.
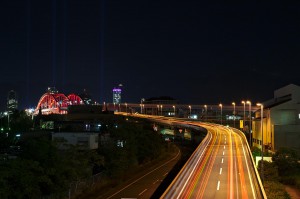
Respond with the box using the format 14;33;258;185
118;113;266;199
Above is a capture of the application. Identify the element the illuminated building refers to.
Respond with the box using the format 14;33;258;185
7;90;18;114
252;84;300;155
113;87;122;104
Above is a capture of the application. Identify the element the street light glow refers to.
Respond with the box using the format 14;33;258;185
246;100;252;146
232;102;236;128
242;101;246;129
257;102;264;184
219;103;222;125
173;105;175;116
204;105;207;122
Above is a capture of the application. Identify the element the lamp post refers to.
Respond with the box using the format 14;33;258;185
188;105;191;117
242;101;246;130
247;100;252;146
173;105;176;117
160;105;163;116
257;103;264;184
125;103;127;113
119;104;121;112
232;102;236;128
4;112;9;130
157;105;159;115
219;104;222;125
204;105;207;122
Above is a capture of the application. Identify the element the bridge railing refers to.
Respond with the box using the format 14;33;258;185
232;128;267;199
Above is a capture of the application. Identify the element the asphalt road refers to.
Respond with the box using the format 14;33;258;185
160;122;265;199
96;147;181;199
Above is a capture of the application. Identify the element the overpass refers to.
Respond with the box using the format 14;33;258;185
117;113;267;199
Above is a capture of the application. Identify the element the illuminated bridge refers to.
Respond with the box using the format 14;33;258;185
34;87;84;115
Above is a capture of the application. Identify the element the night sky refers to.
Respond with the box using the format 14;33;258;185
1;0;300;110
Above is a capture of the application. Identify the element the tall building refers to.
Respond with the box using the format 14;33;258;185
112;87;122;104
7;90;18;114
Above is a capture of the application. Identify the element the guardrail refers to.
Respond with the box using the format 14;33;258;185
232;127;267;199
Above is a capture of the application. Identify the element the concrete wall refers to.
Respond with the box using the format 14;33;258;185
274;125;300;155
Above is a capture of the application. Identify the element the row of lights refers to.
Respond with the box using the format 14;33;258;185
121;101;264;183
117;102;264;131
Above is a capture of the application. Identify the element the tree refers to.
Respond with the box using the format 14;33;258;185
272;147;299;176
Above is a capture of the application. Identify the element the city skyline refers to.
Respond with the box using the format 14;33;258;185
1;1;300;110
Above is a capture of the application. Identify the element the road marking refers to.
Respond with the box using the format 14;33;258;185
239;136;257;199
139;189;147;196
224;145;225;149
105;149;181;199
223;151;225;155
217;181;220;190
220;168;222;174
153;179;159;184
221;158;223;163
163;172;168;176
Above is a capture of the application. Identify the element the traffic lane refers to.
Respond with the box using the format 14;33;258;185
101;149;181;199
160;132;213;198
232;130;261;199
227;127;258;199
195;128;225;198
231;128;263;199
201;126;249;199
166;127;222;198
199;127;231;199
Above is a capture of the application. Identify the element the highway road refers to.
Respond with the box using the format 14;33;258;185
96;146;181;199
160;122;265;199
114;113;266;198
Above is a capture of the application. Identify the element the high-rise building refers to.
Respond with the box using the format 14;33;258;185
7;90;18;114
112;87;122;104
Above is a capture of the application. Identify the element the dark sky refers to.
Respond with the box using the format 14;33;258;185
1;0;300;110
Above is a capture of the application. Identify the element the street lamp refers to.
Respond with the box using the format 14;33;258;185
232;102;236;128
242;101;246;130
173;105;176;116
257;103;264;184
219;104;222;125
204;105;207;122
188;105;191;117
119;104;121;112
247;100;252;146
157;105;159;115
4;112;9;130
125;103;127;113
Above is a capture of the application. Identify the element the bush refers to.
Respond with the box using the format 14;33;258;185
264;181;291;199
272;148;299;176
